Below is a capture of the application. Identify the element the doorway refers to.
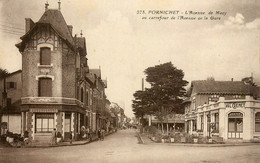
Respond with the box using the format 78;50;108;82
228;112;243;139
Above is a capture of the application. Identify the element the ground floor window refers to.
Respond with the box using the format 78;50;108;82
255;112;260;132
228;112;243;132
35;113;54;133
192;120;196;131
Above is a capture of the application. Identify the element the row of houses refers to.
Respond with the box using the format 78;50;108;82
0;3;126;142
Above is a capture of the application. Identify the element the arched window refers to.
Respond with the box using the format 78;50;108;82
255;113;260;132
38;78;52;97
40;47;51;65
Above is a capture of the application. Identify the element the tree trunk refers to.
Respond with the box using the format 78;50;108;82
140;115;144;134
161;123;164;133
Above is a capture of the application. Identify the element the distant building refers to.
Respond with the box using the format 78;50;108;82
184;80;260;142
0;70;22;134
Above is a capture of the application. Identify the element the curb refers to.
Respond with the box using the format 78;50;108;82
8;131;117;148
138;134;260;147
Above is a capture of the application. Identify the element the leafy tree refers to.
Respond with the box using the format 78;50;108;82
242;77;255;86
132;90;153;125
206;76;215;81
0;68;9;109
144;62;188;132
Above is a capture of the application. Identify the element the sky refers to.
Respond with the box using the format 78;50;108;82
0;0;260;117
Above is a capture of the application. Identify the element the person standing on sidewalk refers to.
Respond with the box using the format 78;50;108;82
51;128;57;145
97;129;101;141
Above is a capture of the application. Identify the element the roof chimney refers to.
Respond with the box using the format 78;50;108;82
25;18;35;33
80;30;83;37
45;1;49;11
58;0;61;10
68;25;73;35
231;78;233;82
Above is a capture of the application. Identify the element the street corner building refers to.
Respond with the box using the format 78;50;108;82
8;3;107;143
183;80;260;142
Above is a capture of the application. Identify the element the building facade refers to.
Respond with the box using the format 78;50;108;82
16;5;89;142
0;70;22;134
184;80;260;142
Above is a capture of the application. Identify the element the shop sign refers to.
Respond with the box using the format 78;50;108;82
228;112;243;118
30;108;58;113
225;102;245;109
36;113;54;118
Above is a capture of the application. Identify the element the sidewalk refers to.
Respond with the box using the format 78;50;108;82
1;131;116;148
139;133;260;147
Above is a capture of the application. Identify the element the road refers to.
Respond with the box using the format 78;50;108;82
1;129;260;163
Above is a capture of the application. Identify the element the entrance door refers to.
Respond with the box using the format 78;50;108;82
64;113;71;140
228;112;243;139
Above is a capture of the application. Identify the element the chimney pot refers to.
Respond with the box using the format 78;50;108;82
231;78;233;82
25;18;35;33
45;2;49;11
58;0;61;10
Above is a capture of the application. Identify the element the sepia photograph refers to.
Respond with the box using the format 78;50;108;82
0;0;260;162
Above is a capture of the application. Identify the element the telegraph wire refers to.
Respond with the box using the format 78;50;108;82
0;27;24;34
0;20;24;28
0;24;24;31
0;31;22;36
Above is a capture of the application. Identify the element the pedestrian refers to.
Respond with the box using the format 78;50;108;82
51;128;57;145
98;129;101;141
86;127;90;139
101;128;105;141
69;131;73;144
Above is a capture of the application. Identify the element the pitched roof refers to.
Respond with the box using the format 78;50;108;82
37;9;73;44
0;70;22;80
191;80;252;95
75;37;87;56
17;9;74;52
85;73;95;85
253;87;260;98
90;69;101;78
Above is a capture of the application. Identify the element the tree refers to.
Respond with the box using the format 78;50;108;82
242;77;255;86
132;89;153;126
144;62;188;133
206;76;215;81
0;68;9;109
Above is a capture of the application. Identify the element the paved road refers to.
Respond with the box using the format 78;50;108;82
1;129;260;163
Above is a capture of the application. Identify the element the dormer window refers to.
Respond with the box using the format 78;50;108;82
40;47;51;65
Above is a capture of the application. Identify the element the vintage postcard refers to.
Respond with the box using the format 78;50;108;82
0;0;260;162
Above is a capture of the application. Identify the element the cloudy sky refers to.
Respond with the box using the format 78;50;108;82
0;0;260;117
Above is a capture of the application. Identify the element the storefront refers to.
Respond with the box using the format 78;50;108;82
185;96;260;142
20;101;86;142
